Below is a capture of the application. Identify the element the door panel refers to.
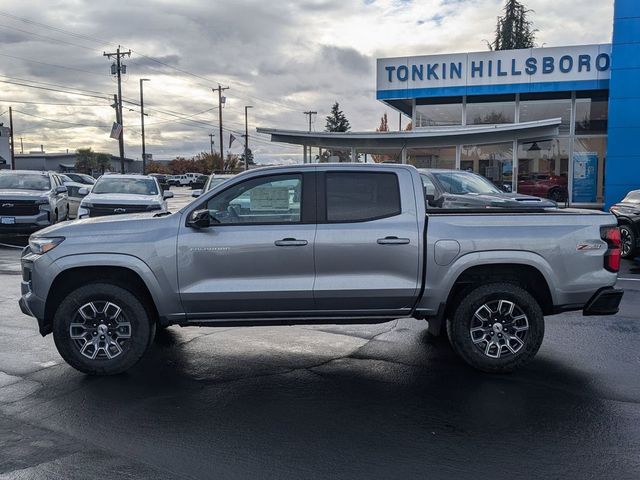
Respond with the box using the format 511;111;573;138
313;170;421;314
177;172;316;318
178;224;316;316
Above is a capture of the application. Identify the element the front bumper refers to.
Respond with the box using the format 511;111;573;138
583;287;624;316
19;253;50;335
0;211;52;233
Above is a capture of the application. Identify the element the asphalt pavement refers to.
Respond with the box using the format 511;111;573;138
0;194;639;479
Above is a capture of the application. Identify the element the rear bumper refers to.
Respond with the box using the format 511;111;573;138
583;287;624;316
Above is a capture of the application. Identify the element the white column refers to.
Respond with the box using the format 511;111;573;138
351;146;357;163
401;146;407;164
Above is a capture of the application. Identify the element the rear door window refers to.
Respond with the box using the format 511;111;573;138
325;172;401;222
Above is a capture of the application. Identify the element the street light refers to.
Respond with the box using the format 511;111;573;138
140;78;150;174
244;105;253;171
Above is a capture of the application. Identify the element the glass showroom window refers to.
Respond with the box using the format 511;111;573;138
407;146;456;169
466;95;515;125
517;138;570;202
460;142;513;192
575;91;608;135
572;137;607;204
415;97;462;127
519;92;572;133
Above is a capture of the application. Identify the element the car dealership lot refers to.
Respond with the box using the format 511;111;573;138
0;224;639;479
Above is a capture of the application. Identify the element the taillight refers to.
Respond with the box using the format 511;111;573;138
601;226;621;272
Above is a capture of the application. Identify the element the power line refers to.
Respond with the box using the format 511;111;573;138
0;78;109;100
0;10;305;114
0;22;102;52
0;52;107;78
13;109;112;128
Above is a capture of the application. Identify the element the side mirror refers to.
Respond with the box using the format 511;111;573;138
191;189;202;198
426;194;443;208
78;187;89;196
163;191;174;199
55;185;67;194
186;209;210;229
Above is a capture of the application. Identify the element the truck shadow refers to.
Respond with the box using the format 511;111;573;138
62;325;634;479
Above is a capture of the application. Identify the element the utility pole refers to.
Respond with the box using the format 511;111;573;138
139;78;150;174
212;84;229;158
104;46;131;173
8;107;14;170
399;111;402;131
303;111;317;164
208;133;215;156
243;105;253;171
19;136;23;154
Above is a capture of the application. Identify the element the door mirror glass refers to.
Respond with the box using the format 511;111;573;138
187;209;211;229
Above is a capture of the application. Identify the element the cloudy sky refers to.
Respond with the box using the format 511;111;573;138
0;0;613;164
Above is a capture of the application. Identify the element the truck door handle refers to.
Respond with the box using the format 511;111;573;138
377;236;410;245
275;238;308;247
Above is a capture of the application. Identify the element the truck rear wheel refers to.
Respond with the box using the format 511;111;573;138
52;283;155;375
447;283;544;373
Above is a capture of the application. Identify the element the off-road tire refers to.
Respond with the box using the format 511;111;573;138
53;283;155;375
620;224;636;259
447;282;544;374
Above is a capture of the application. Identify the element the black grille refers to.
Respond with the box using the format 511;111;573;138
88;204;151;217
0;200;40;216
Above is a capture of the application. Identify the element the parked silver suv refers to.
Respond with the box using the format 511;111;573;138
77;174;173;218
0;170;69;233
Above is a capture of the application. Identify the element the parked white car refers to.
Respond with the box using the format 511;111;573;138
76;174;173;218
63;181;90;219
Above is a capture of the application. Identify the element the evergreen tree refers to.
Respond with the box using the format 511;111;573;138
325;102;351;132
490;0;536;51
74;148;96;174
95;153;111;174
240;148;255;167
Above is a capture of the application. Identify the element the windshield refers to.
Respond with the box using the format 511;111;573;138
206;176;232;191
623;191;640;203
433;171;502;195
0;173;51;191
92;177;158;195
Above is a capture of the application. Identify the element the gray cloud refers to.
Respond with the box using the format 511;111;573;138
0;0;615;163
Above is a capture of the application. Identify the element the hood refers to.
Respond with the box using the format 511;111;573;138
35;210;177;238
0;189;49;200
442;192;556;208
82;193;160;205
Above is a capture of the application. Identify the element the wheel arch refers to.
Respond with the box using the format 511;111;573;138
42;254;170;334
445;263;554;317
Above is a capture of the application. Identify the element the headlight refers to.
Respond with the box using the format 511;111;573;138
29;237;65;255
81;202;94;208
146;204;162;211
35;198;49;206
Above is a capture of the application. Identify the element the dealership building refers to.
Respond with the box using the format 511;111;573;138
260;0;640;208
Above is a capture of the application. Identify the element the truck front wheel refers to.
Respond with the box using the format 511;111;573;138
52;283;155;375
447;283;544;373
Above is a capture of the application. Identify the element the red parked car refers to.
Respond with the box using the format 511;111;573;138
517;173;568;202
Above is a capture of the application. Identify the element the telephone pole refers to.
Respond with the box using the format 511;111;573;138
208;133;215;156
104;46;131;173
19;136;23;154
243;105;253;171
303;111;317;164
212;84;229;158
139;78;150;174
8;107;15;170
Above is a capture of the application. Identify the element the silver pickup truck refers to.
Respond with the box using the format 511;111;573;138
18;164;624;375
